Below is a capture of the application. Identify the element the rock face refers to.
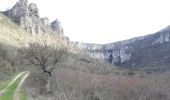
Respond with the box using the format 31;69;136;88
50;19;63;36
4;0;63;35
75;26;170;70
41;17;49;26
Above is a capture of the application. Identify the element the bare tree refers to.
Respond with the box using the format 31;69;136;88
25;43;68;93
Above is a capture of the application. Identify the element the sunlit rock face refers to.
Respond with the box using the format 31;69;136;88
41;17;49;26
75;26;170;70
4;0;63;35
4;0;40;35
28;3;39;17
74;41;133;64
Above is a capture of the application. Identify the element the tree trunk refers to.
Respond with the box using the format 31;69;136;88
46;76;51;93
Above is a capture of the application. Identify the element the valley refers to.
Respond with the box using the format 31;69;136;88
0;0;170;100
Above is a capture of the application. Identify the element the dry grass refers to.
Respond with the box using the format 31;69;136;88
0;13;71;51
24;68;170;100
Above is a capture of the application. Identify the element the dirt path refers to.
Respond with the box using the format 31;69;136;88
0;71;28;95
13;72;30;100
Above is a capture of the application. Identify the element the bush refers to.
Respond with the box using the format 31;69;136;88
25;70;170;100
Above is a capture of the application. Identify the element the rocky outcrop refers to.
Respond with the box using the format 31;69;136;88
4;0;63;35
50;19;63;35
41;17;49;26
75;26;170;70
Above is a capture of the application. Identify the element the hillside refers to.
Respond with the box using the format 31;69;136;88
0;13;68;47
0;1;117;99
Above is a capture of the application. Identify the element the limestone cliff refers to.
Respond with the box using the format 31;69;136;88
4;0;63;36
75;26;170;70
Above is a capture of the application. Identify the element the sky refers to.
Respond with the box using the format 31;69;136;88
1;0;170;44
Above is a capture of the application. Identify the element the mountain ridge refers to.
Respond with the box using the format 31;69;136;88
74;25;170;71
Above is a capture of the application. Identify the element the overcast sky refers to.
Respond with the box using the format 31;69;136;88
1;0;170;44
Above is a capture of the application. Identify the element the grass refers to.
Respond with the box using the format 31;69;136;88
19;89;26;100
0;82;7;91
0;83;2;91
0;13;71;51
0;76;14;91
0;73;26;100
0;72;24;91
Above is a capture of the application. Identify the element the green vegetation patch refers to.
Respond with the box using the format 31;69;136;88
0;72;24;91
0;73;26;100
19;89;26;100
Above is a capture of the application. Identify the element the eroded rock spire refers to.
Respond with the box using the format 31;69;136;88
4;0;63;36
